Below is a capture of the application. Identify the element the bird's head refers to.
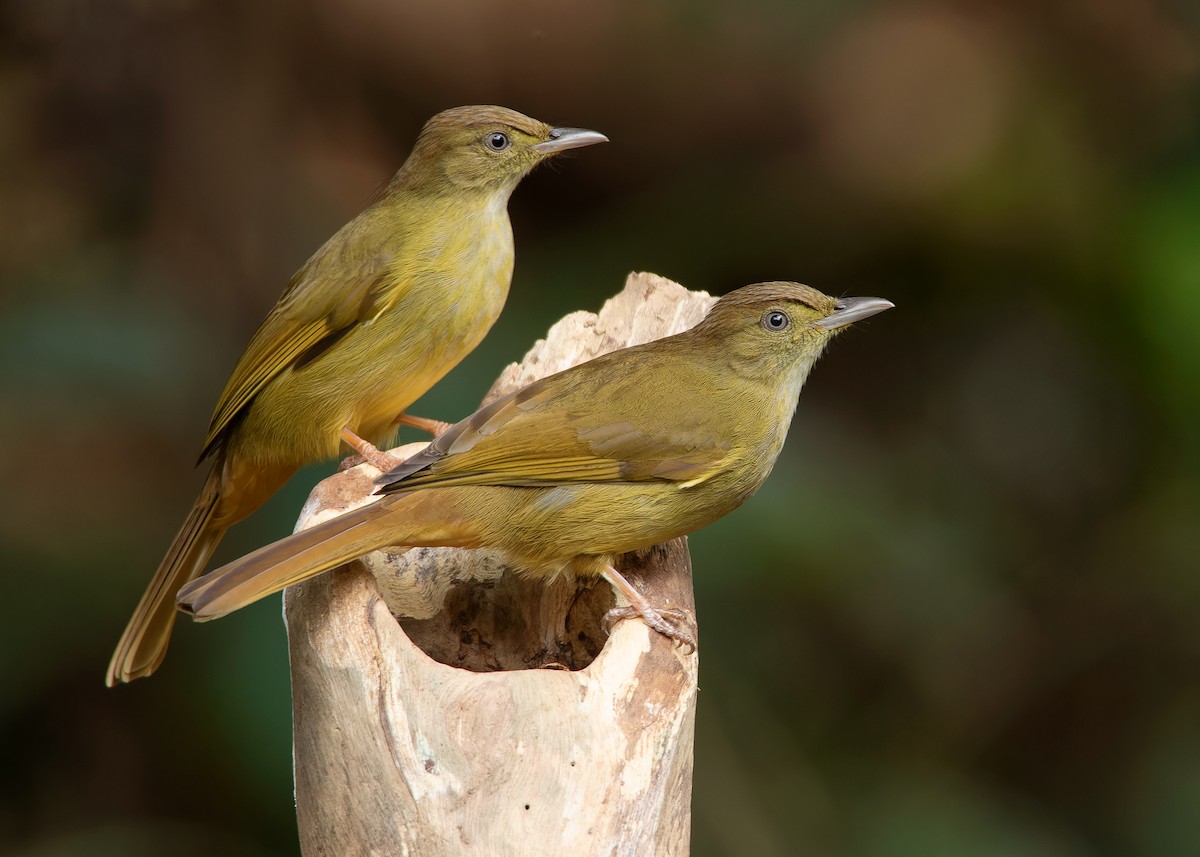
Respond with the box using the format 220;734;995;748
404;105;607;193
694;281;893;387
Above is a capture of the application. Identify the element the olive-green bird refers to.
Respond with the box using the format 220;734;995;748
107;106;607;685
177;282;892;648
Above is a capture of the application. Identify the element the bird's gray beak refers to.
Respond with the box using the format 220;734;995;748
816;296;895;330
532;127;609;154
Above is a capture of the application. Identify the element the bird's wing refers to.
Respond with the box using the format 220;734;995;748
199;230;399;460
376;356;731;493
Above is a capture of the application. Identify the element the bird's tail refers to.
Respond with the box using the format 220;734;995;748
177;491;472;623
107;465;228;686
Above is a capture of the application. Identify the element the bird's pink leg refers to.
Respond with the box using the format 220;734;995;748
601;564;697;653
339;427;402;472
394;413;453;437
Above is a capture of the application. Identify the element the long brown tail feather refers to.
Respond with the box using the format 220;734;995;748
177;498;409;622
106;466;226;686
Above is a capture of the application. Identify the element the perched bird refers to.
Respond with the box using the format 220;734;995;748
107;106;607;685
178;282;893;650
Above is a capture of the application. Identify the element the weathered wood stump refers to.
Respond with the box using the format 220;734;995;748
283;272;716;856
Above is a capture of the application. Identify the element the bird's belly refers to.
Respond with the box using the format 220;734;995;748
475;481;743;576
231;248;512;466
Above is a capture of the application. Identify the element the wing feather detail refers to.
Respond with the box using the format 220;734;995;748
199;258;397;460
377;365;731;494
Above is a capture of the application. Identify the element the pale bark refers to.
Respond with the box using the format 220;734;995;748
284;272;716;856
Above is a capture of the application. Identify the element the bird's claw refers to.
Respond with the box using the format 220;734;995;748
338;428;402;472
603;605;697;654
338;450;402;473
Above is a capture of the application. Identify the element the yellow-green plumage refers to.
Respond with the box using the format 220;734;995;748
107;105;606;685
178;282;893;632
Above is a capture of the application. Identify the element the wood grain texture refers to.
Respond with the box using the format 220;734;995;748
284;272;715;856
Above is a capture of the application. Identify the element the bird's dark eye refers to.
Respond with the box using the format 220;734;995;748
762;310;790;331
485;132;511;152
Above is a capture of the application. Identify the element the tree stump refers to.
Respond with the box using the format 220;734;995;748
283;272;716;856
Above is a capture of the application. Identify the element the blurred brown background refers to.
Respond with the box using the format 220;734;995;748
3;0;1199;854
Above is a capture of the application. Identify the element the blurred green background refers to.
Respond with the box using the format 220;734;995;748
2;0;1199;854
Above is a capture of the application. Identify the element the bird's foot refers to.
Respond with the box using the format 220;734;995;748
337;452;370;472
603;605;697;653
339;428;402;473
395;412;453;437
